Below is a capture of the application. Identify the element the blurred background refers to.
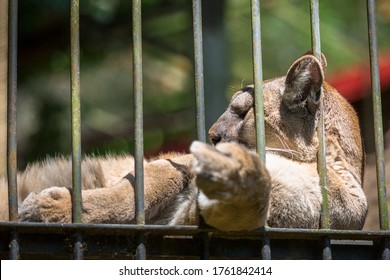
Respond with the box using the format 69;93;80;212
0;0;389;229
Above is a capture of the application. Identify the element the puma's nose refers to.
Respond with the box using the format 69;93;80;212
209;132;221;146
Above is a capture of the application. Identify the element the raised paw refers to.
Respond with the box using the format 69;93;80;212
190;141;270;200
190;141;271;231
19;186;72;223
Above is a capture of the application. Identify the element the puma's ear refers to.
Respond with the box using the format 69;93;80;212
304;50;328;71
282;55;324;114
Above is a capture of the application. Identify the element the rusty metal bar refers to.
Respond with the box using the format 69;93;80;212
192;0;206;143
70;0;83;260
250;0;270;260
366;0;390;260
132;0;146;260
7;0;19;260
309;0;331;260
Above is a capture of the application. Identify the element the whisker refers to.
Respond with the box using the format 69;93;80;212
265;147;302;159
240;79;246;89
274;133;297;160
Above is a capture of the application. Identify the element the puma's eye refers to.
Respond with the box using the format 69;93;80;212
229;91;253;119
238;110;249;119
230;105;249;119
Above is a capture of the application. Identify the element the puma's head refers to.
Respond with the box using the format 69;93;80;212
209;54;363;180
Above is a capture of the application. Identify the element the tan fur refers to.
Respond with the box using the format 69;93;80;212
207;55;367;229
0;54;368;231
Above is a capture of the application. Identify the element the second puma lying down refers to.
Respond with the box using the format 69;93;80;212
0;54;368;230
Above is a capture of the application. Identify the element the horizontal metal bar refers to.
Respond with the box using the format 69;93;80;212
1;222;389;241
0;226;388;259
0;235;367;260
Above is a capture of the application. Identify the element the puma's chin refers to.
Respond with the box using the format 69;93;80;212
211;139;255;152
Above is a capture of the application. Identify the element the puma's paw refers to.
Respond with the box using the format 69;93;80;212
190;141;270;200
19;186;72;223
190;141;271;231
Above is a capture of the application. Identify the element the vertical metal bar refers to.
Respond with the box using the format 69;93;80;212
132;0;146;260
192;0;206;143
366;0;389;232
192;0;209;260
7;0;18;223
310;0;329;230
7;0;19;260
250;0;270;260
73;232;83;259
310;0;331;260
382;238;390;260
199;232;210;260
366;0;389;260
70;0;83;260
250;0;266;163
261;234;271;260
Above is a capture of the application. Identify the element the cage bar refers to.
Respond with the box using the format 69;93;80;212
192;0;210;260
192;0;206;143
132;0;144;227
250;0;266;164
7;0;19;260
132;0;146;260
1;0;389;261
310;0;329;230
366;0;390;260
70;0;82;225
70;0;84;260
250;0;270;260
2;221;388;259
7;0;17;222
309;0;332;260
366;0;389;232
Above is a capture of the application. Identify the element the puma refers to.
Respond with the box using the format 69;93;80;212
0;54;368;230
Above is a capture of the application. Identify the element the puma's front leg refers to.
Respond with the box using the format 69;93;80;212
19;154;194;224
19;186;73;222
19;183;135;223
191;141;271;231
